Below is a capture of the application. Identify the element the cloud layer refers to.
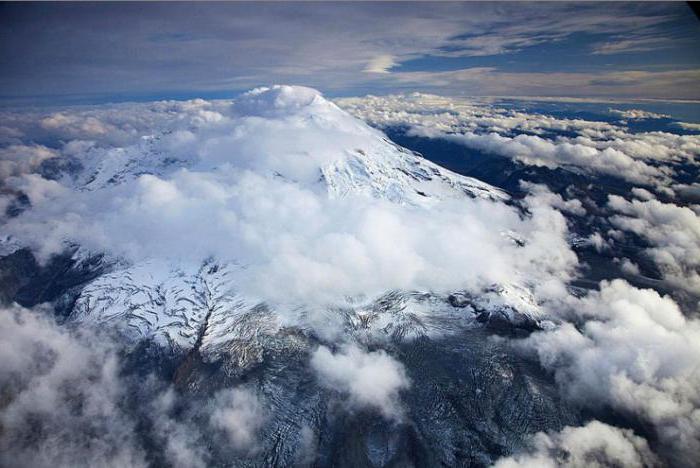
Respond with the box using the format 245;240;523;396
338;93;699;186
525;279;700;465
0;305;146;467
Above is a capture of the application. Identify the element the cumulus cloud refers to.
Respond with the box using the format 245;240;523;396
295;425;319;465
525;280;700;464
0;98;229;152
40;112;114;139
568;132;698;166
4;86;697;466
339;93;620;137
607;195;700;294
608;108;670;120
520;181;586;216
585;232;610;253
0;144;58;180
493;421;658;468
672;183;700;203
631;187;656;201
6;172;575;304
310;344;410;420
617;257;641;276
149;389;209;468
434;130;666;185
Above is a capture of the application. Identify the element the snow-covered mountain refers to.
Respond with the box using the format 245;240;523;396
67;85;506;203
0;86;598;467
4;86;566;361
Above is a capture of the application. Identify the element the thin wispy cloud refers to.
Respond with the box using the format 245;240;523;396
0;2;697;103
592;35;679;55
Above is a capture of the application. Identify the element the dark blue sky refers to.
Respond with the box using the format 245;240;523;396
1;2;699;105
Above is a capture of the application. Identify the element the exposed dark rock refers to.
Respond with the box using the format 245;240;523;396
448;293;470;308
0;248;107;315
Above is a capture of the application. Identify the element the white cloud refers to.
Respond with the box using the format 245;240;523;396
4;86;697;464
210;387;266;452
617;257;641;276
585;232;610;253
388;68;700;100
295;425;318;465
150;389;208;468
493;421;657;468
607;195;700;294
310;344;410;420
4;3;695;101
520;182;586;216
3;163;576;305
338;92;620;137
672;183;700;203
674;121;700;131
609;108;670;120
631;187;656;201
525;279;700;464
40;112;113;138
0;303;270;467
0;144;58;180
2;85;699;466
364;55;397;74
435;131;666;185
569;132;698;166
5;173;68;205
0;305;147;468
593;36;677;56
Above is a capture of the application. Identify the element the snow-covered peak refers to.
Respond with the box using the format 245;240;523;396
62;85;505;205
3;86;578;357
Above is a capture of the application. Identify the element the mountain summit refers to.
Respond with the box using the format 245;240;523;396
69;85;506;203
3;85;570;352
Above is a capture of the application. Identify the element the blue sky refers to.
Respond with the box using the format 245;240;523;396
1;2;699;105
